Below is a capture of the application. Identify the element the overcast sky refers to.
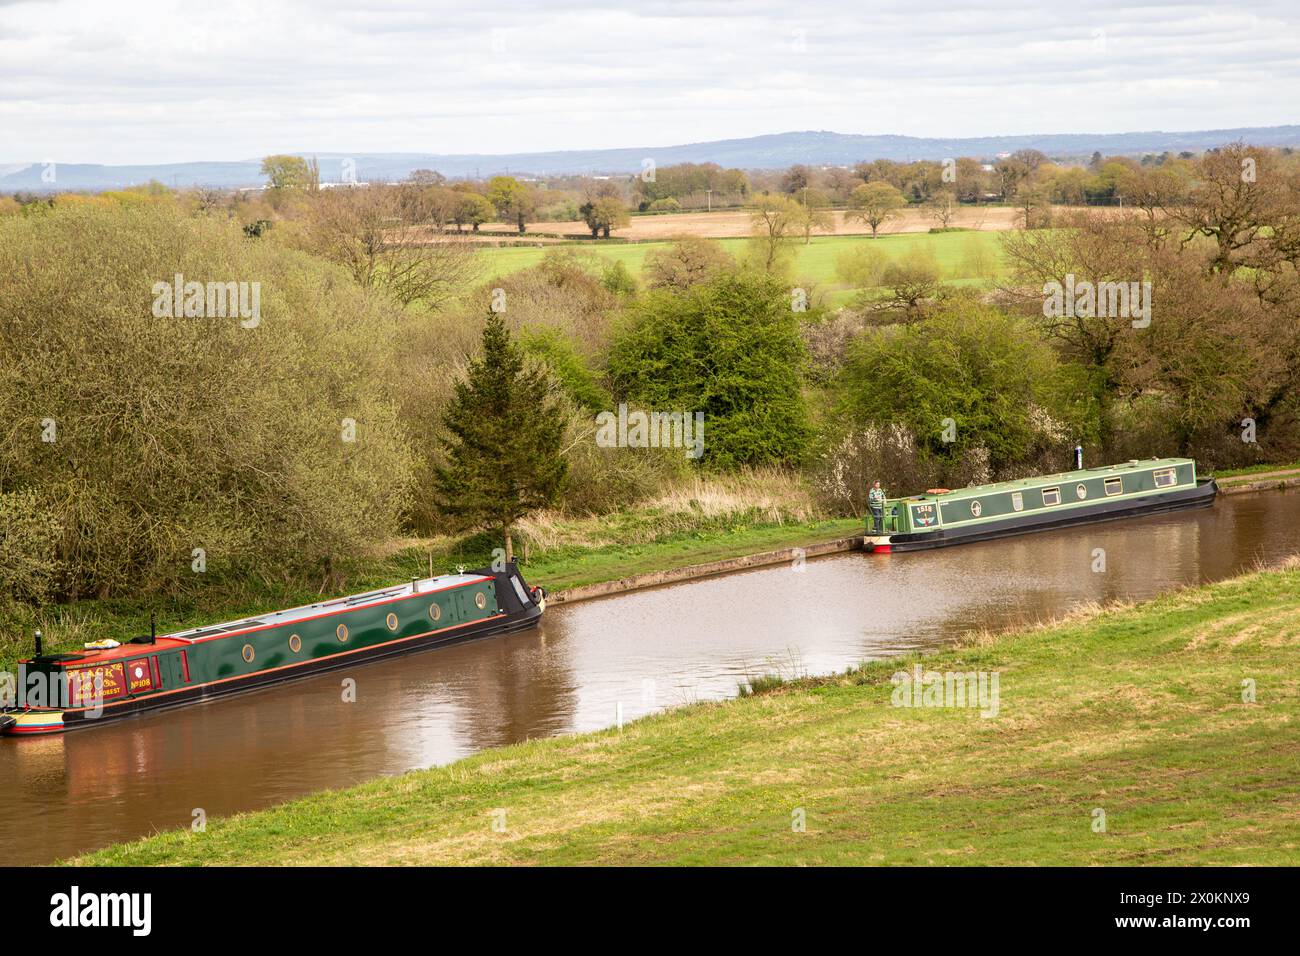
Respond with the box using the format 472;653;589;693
2;0;1297;165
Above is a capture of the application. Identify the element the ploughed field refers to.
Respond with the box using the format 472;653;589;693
471;205;1038;242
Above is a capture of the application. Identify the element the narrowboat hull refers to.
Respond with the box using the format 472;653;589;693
3;562;545;736
864;459;1217;554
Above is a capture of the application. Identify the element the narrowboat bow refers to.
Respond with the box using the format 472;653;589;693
3;562;545;736
865;457;1217;554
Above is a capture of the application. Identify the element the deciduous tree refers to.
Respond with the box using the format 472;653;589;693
847;182;905;237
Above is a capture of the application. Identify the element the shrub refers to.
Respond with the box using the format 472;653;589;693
837;298;1095;474
643;237;736;291
0;202;416;599
600;259;638;297
0;490;62;604
557;406;691;514
833;244;888;288
520;326;613;411
608;270;811;468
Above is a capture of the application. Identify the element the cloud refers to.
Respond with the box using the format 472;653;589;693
2;0;1297;163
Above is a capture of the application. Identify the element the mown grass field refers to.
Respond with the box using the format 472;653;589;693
478;230;1006;305
76;559;1300;866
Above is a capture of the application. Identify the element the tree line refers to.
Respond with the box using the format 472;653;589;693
2;142;1297;615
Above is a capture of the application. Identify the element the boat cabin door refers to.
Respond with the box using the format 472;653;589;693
159;651;188;688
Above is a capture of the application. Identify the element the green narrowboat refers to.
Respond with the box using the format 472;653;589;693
1;562;545;737
865;457;1217;554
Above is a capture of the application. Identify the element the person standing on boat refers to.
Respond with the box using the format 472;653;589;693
868;480;887;534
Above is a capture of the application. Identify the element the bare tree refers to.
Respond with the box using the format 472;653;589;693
924;187;959;229
1173;143;1285;274
748;193;801;271
302;185;479;309
793;188;835;244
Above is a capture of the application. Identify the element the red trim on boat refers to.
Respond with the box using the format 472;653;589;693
171;576;493;647
7;724;63;736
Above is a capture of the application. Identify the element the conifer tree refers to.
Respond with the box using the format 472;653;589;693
434;313;567;561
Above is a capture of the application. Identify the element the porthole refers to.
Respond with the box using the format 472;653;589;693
288;634;302;653
386;612;399;631
241;643;255;663
1076;483;1088;500
970;500;982;518
475;592;487;609
336;623;349;643
429;603;442;622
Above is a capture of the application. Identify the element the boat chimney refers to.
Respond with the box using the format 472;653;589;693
34;629;43;657
411;577;419;594
1074;444;1083;470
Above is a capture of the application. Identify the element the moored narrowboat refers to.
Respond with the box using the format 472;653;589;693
1;562;545;736
864;457;1216;554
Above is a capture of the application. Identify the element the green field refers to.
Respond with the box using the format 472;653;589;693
478;231;1006;305
76;559;1300;866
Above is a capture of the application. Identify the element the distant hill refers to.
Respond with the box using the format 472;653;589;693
5;127;1299;192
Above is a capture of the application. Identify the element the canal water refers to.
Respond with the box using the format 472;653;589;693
3;489;1298;864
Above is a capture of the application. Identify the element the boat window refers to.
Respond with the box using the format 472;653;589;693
242;644;255;663
1041;487;1061;506
385;612;399;632
1153;468;1177;488
288;634;302;653
429;603;442;622
511;575;530;605
1076;483;1087;499
970;500;982;517
336;623;349;643
475;592;488;610
1104;477;1123;496
1011;491;1023;512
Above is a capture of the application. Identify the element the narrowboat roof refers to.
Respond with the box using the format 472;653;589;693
892;457;1194;503
167;572;491;642
28;572;492;665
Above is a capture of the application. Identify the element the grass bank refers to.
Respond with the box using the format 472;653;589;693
76;559;1300;865
1211;461;1300;489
